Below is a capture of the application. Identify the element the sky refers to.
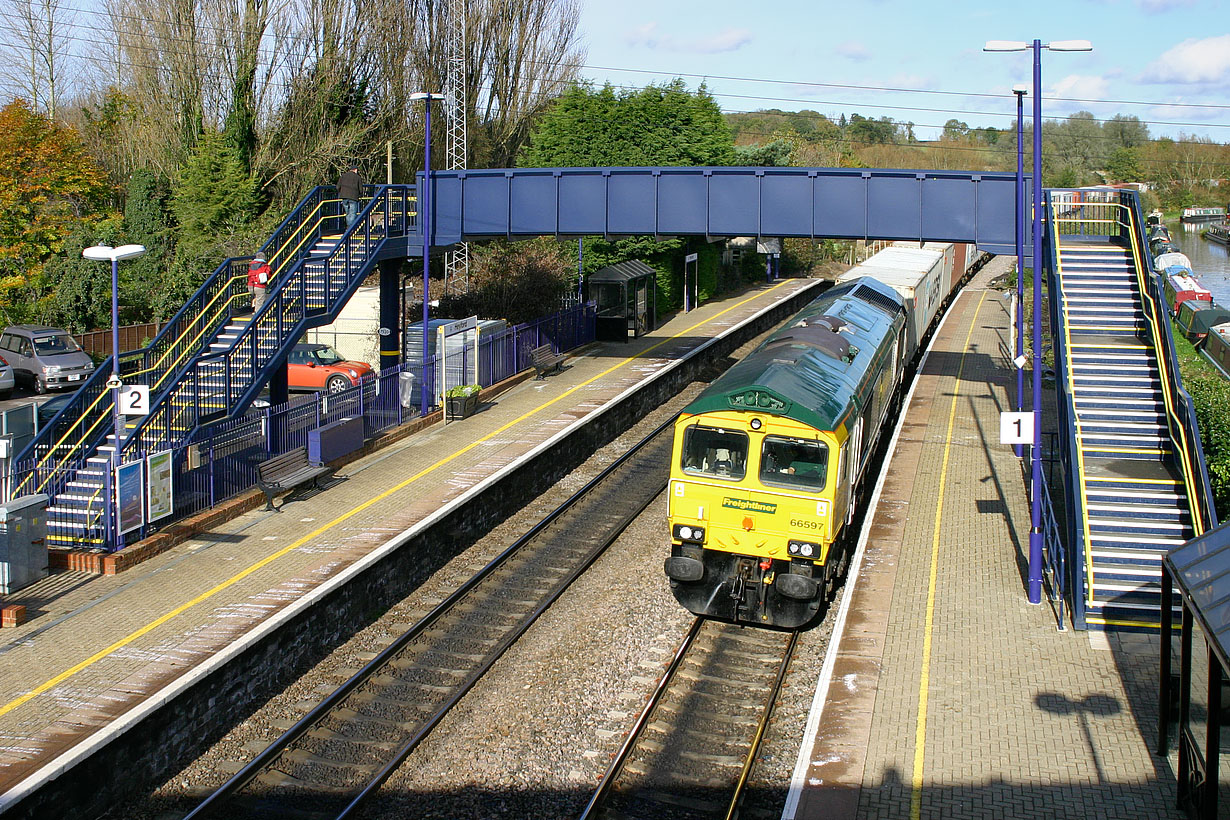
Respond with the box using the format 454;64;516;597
574;0;1230;144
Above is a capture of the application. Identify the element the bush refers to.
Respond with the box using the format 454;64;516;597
445;384;480;398
1186;375;1230;519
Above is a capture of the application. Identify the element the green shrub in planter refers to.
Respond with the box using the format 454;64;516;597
445;384;481;399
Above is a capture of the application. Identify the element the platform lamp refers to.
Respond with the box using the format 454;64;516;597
409;91;443;417
1013;83;1028;459
83;243;146;547
985;38;1092;606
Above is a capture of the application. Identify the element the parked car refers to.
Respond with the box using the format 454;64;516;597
0;353;13;399
287;343;373;394
0;325;95;394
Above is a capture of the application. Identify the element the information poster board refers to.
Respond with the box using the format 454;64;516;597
115;459;145;535
146;450;174;521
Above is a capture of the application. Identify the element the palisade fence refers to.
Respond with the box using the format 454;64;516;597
8;302;595;550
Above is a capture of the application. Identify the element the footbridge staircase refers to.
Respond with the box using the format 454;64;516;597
1047;189;1217;629
12;185;419;548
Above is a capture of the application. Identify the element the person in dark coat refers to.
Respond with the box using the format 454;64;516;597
338;164;363;228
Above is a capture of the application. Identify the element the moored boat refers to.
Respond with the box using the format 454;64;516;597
1204;321;1230;378
1181;206;1227;224
1163;266;1213;316
1203;222;1230;247
1176;300;1230;345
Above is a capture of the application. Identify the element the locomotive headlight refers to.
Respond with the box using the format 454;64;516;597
801;543;814;557
674;524;705;543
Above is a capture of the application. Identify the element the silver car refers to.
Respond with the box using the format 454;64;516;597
0;325;95;394
0;352;13;399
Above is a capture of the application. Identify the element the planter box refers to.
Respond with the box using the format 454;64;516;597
446;394;479;420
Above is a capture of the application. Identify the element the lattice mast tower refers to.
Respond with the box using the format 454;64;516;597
443;0;468;294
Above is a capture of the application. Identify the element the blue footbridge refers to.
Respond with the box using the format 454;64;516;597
5;167;1215;630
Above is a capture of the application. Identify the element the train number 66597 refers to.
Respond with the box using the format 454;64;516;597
790;518;820;529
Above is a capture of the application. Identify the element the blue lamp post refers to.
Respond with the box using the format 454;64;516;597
83;242;146;548
985;38;1092;606
410;91;443;417
1013;83;1027;460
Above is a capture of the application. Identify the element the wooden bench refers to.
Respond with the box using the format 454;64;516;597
530;344;565;380
256;447;332;511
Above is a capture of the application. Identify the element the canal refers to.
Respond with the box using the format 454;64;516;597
1171;220;1230;305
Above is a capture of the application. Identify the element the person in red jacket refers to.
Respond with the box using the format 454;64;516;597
248;255;272;312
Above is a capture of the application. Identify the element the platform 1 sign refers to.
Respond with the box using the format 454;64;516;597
1000;411;1034;445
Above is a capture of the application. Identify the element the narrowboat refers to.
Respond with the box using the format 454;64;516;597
1176;300;1230;345
1151;237;1180;259
1163;266;1213;316
1155;251;1192;273
1146;209;1165;228
1203;321;1230;378
1181;206;1227;224
1202;223;1230;247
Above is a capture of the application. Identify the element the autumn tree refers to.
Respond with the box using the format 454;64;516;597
0;100;112;322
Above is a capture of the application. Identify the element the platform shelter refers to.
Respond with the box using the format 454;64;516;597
587;260;657;342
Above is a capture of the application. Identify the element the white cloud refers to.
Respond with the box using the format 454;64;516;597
1143;35;1230;83
836;41;871;61
1137;0;1196;11
1048;73;1110;100
624;23;752;54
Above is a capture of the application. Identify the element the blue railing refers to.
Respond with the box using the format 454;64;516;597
34;301;594;547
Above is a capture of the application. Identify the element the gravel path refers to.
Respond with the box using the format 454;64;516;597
108;328;841;820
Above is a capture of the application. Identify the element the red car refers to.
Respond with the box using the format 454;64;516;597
288;343;373;393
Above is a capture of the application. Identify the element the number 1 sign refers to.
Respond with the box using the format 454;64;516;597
1000;411;1034;445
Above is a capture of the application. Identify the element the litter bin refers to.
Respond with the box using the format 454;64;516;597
399;371;417;409
0;494;49;594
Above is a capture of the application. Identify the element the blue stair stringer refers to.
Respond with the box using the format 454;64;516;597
1047;189;1216;630
22;185;417;549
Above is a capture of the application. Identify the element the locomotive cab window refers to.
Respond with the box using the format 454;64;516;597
760;436;828;491
681;425;748;480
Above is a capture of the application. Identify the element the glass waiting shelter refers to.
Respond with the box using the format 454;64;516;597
1160;521;1230;819
586;261;656;342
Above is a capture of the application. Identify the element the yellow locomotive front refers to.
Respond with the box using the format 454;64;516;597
665;406;844;629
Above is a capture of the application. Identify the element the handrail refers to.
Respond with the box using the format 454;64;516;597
1044;194;1098;602
11;185;356;501
1119;192;1217;529
1119;199;1210;536
119;185;416;459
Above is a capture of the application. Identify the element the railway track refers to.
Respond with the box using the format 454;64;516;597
581;617;798;820
183;417;676;820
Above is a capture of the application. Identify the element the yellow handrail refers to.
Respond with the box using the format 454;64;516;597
1120;203;1206;537
1048;231;1098;599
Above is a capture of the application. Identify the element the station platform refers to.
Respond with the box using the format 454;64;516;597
0;276;822;817
789;260;1182;819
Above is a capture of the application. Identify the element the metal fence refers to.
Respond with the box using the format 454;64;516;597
10;302;595;549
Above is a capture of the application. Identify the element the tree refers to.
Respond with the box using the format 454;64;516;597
941;119;969;142
172;129;256;241
1105;114;1149;149
123;169;178;319
1105;147;1143;183
0;0;71;118
0;100;112;320
519;79;735;167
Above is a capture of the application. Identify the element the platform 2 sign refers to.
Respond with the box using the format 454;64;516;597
999;411;1034;445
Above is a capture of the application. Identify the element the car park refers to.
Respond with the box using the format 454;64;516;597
0;325;95;394
287;343;373;393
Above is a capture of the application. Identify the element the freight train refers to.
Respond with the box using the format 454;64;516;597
664;242;982;629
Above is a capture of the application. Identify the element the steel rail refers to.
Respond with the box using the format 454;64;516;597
725;629;799;820
580;620;798;820
578;616;705;820
184;413;677;820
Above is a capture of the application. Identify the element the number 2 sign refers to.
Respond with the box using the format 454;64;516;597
119;384;150;416
999;411;1034;445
